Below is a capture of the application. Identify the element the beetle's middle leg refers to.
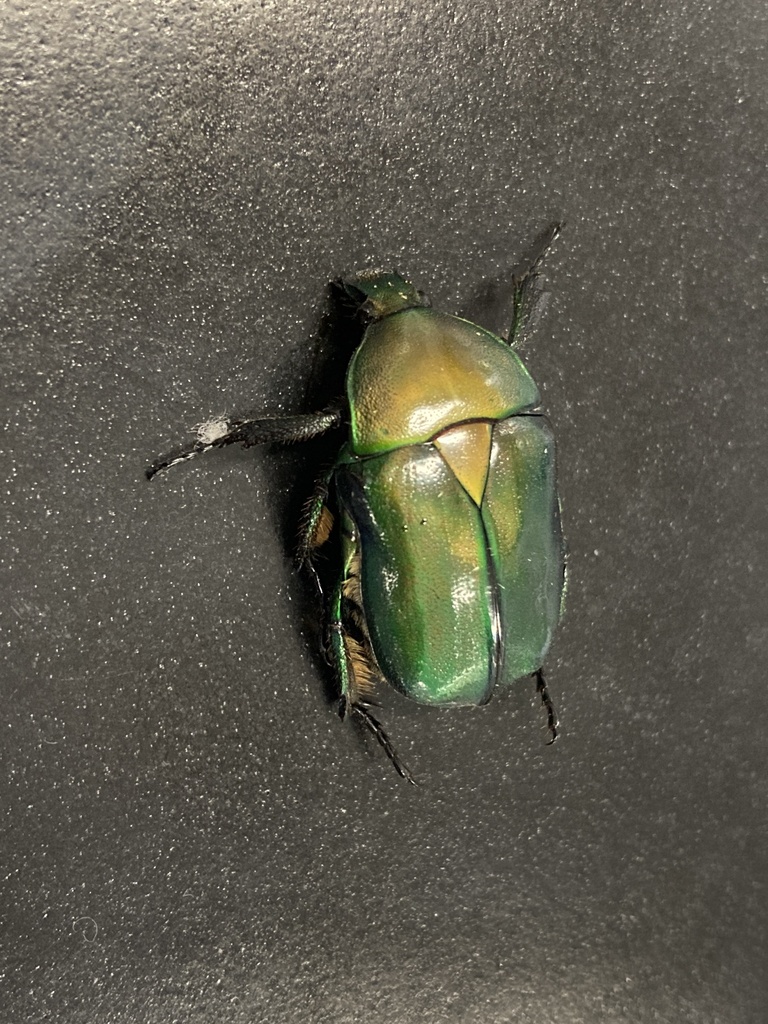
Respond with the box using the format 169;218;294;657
296;467;337;612
328;522;416;784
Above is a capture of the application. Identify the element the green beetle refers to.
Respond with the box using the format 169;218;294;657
148;225;566;782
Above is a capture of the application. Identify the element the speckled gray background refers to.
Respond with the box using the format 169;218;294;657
2;1;767;1021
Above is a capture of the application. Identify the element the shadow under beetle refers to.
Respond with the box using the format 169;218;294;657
147;224;566;783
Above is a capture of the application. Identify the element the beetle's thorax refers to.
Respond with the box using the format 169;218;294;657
346;308;541;456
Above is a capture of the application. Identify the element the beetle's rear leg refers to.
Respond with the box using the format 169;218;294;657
146;404;344;479
330;530;416;784
533;667;558;745
507;222;562;350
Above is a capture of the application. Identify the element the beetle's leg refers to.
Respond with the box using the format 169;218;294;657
146;404;344;480
533;668;558;745
297;469;336;570
329;539;381;709
295;467;338;657
329;526;416;784
348;702;417;784
507;222;562;350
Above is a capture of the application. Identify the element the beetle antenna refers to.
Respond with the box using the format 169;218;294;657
349;701;417;785
534;668;559;744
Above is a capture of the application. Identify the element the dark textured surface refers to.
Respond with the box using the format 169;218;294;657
2;1;767;1021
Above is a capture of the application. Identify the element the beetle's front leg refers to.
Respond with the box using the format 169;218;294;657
146;404;344;480
507;221;562;349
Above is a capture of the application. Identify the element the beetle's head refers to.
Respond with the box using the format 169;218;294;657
338;270;430;321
